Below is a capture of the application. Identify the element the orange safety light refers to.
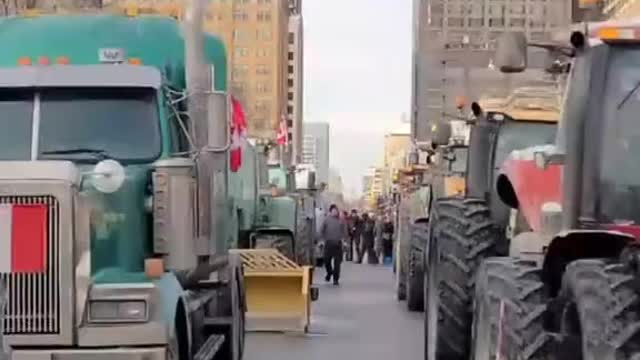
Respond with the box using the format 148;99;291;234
18;57;32;66
38;57;50;66
596;27;640;41
56;56;70;65
128;57;143;65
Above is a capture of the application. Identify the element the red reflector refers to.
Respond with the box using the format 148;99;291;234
18;57;32;66
38;57;50;66
11;205;48;273
57;56;70;65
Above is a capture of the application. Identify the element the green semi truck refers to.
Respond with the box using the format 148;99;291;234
0;4;282;360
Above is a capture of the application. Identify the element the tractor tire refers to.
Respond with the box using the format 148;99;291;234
556;259;640;360
253;233;294;259
470;257;554;360
425;197;500;360
396;238;408;301
406;245;424;312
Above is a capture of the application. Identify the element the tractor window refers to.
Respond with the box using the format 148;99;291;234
450;147;468;173
598;46;640;224
494;121;557;172
0;89;33;160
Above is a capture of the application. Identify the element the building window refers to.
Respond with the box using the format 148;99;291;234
257;11;272;22
288;92;294;101
232;64;248;79
256;48;270;57
234;0;250;4
288;51;294;61
288;65;294;73
235;47;249;57
258;0;271;3
257;83;270;94
256;64;269;75
233;29;246;41
287;79;294;87
257;29;272;41
289;33;295;44
233;11;248;21
287;105;293;114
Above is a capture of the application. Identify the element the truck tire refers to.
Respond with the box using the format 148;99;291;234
557;259;640;360
406;245;424;312
470;258;553;360
425;197;499;360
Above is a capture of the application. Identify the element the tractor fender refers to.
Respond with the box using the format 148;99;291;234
496;146;562;232
541;229;634;296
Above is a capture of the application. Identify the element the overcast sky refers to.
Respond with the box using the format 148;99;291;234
302;0;412;198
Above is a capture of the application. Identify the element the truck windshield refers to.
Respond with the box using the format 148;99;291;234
598;46;640;224
39;87;161;163
494;121;557;171
0;90;34;160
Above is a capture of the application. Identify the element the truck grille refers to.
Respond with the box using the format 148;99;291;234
1;195;60;335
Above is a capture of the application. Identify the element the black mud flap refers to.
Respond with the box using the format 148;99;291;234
310;286;319;302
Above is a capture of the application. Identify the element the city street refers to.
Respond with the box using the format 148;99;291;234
245;262;423;360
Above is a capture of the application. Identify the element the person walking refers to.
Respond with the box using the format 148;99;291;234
374;215;384;264
321;204;347;285
351;210;364;263
382;215;395;265
361;213;378;264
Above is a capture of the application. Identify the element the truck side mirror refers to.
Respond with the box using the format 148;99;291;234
430;121;452;147
495;32;528;73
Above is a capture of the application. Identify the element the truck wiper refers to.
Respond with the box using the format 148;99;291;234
41;148;112;160
617;81;640;110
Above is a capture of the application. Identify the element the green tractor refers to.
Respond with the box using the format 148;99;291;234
0;5;248;360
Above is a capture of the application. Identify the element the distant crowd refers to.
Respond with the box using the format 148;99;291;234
317;205;395;285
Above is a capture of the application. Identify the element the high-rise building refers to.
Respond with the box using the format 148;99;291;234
206;0;291;141
383;123;411;194
302;122;330;185
287;12;304;165
411;0;573;141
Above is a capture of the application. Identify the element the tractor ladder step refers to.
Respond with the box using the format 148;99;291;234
194;334;226;360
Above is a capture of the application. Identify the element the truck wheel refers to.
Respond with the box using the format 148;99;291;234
406;246;424;311
557;259;640;360
470;258;553;360
425;197;499;360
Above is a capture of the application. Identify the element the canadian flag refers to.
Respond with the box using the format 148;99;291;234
0;204;48;273
277;115;289;146
230;96;248;172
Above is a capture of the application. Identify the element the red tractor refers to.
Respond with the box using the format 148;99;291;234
462;22;640;359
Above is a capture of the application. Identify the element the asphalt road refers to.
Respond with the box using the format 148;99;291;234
245;261;423;360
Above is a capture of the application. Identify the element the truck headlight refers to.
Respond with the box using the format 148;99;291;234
88;300;148;323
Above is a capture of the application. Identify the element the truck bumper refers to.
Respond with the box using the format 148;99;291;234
11;347;166;360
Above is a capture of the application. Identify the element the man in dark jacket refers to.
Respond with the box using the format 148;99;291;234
361;213;378;264
351;210;364;263
321;204;347;285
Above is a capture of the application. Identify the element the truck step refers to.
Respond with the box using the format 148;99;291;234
194;334;226;360
197;279;229;289
204;316;234;326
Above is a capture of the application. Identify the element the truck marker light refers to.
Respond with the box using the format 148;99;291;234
0;204;48;273
17;57;31;66
145;258;164;279
56;56;70;65
128;57;142;65
38;56;50;66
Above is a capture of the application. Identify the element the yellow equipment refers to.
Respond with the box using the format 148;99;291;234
230;249;316;333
